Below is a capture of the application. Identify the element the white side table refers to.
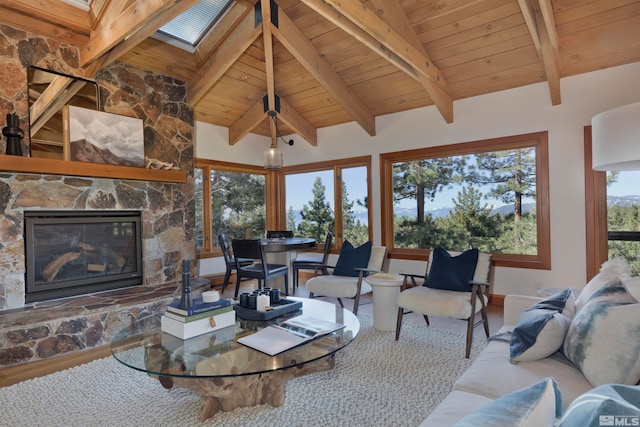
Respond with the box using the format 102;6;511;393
365;274;404;331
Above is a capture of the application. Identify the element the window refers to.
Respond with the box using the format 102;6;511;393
195;160;270;256
381;132;550;269
282;156;371;248
604;170;640;275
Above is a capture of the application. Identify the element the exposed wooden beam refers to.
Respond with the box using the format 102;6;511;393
80;0;199;74
272;6;376;136
0;5;89;46
228;99;266;145
369;0;453;123
89;0;127;31
188;6;263;106
194;2;250;66
2;0;91;35
278;97;317;146
518;0;561;105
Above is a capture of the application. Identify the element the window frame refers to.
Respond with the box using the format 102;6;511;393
380;131;551;269
195;159;274;258
280;155;373;250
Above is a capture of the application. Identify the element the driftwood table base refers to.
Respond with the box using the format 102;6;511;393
157;354;336;422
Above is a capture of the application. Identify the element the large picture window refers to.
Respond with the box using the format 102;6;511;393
381;132;550;269
195;160;269;256
282;156;371;249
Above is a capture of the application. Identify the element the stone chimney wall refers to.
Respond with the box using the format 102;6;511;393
0;24;195;310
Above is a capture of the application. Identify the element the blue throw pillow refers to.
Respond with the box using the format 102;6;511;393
510;288;575;362
454;377;562;427
558;384;640;427
332;240;372;277
425;247;479;292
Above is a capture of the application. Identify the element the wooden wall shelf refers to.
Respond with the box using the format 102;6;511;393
0;155;187;183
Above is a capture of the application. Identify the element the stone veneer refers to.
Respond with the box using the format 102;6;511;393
0;24;197;366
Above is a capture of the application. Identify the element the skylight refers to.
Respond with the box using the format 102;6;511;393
157;0;234;47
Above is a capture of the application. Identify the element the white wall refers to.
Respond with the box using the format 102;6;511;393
195;62;640;297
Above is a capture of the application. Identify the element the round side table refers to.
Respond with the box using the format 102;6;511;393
365;274;404;331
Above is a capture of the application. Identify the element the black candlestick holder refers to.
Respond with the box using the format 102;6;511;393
179;259;193;309
2;113;24;156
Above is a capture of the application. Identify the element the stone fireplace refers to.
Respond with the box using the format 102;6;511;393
0;24;199;367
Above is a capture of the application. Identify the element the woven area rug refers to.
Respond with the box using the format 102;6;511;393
0;315;485;427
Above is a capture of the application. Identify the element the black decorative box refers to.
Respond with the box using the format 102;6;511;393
233;298;302;321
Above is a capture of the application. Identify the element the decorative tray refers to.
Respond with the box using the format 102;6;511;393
233;298;302;321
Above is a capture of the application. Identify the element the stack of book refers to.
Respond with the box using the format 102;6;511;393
161;297;236;339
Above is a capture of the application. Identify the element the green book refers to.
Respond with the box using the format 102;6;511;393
164;304;233;323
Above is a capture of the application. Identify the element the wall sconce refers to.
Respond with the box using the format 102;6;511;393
592;102;640;171
264;111;293;171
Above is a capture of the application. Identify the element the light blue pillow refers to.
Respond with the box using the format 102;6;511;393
425;247;479;292
454;377;562;427
563;278;640;386
332;240;372;277
510;288;574;362
558;384;640;427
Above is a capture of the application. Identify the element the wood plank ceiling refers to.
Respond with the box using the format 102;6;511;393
3;0;640;148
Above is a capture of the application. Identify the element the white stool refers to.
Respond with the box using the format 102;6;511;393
365;274;404;331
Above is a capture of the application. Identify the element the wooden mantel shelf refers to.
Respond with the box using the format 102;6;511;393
0;155;187;183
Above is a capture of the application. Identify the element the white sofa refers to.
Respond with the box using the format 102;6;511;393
421;294;593;426
421;260;640;426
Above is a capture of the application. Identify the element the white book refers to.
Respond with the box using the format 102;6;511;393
237;315;345;356
161;310;236;340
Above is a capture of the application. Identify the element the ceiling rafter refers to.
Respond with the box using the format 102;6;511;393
188;6;263;106
194;2;250;66
272;2;376;136
229;98;266;145
80;0;200;76
369;0;453;123
300;0;452;124
517;0;562;105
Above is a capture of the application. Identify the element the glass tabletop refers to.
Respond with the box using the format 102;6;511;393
110;297;359;379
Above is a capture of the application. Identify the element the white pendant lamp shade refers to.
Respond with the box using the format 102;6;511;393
592;102;640;171
264;146;283;170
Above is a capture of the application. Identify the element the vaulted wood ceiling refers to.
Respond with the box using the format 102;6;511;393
3;0;640;148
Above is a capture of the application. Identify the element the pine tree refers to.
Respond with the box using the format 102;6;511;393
298;177;334;242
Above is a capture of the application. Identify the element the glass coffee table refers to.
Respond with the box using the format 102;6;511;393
111;297;359;422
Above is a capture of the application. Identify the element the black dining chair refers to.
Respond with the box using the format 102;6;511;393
218;233;253;294
292;232;333;289
266;230;294;238
231;238;290;298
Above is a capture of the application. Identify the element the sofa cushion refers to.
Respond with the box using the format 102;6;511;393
557;384;640;427
563;278;640;387
510;288;574;362
453;378;562;427
332;240;371;277
454;338;592;410
425;247;479;292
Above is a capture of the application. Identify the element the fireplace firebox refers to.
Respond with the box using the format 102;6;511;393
24;210;143;303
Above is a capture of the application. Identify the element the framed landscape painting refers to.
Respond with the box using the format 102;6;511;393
64;105;145;167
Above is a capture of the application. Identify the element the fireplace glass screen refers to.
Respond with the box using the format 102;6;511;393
24;210;143;303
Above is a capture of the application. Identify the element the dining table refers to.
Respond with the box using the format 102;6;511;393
260;237;316;294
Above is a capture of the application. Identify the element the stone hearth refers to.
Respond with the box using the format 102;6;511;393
0;279;209;367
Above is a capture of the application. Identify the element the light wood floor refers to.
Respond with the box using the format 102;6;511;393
0;277;503;387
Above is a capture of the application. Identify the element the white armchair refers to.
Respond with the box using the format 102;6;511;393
306;245;387;314
395;248;493;358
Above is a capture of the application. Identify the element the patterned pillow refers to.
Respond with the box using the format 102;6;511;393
425;247;479;292
563;278;640;387
557;384;640;427
575;257;631;311
453;377;562;427
510;289;574;362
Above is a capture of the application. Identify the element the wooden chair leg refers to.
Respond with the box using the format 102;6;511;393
395;307;404;341
465;314;475;359
423;315;430;326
